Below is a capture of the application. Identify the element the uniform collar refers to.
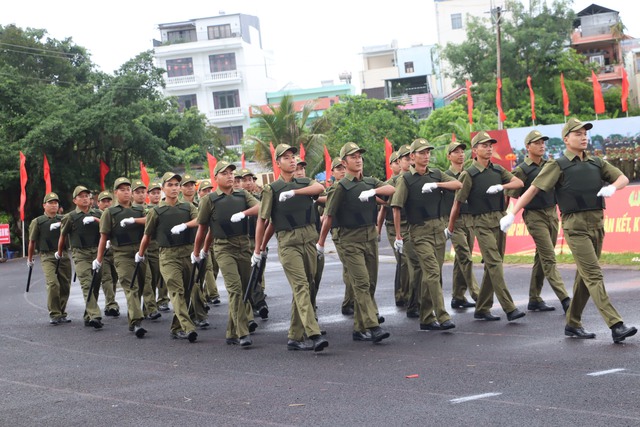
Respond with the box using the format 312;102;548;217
564;149;592;162
345;172;362;181
409;165;430;175
524;156;545;166
471;159;493;172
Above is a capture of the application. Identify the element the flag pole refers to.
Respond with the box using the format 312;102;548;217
22;221;25;257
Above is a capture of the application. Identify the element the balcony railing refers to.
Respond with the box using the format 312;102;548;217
389;93;434;109
203;70;242;84
166;75;198;86
209;107;244;119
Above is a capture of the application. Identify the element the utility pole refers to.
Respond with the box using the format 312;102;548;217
494;5;503;130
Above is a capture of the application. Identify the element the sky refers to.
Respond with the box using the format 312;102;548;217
5;0;640;91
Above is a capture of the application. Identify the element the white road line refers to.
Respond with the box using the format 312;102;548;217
587;368;626;376
450;392;502;404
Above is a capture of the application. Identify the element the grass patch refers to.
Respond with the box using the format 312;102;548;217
444;252;640;267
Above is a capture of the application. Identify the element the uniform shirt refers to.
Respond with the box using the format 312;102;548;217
325;173;385;243
391;165;456;234
28;214;58;249
506;157;547;199
197;188;258;245
144;200;198;257
59;206;101;250
455;160;514;228
531;149;623;231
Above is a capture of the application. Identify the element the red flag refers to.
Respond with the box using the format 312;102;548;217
526;75;536;122
560;73;570;117
241;152;246;169
622;67;629;113
269;142;280;179
323;145;332;187
299;143;306;161
496;78;507;122
139;161;150;187
591;71;605;115
452;133;457;143
384;138;393;180
206;152;218;189
465;80;473;124
43;154;51;195
99;160;110;191
20;151;28;221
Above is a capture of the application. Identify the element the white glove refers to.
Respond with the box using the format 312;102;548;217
486;184;504;194
27;259;35;268
120;217;135;228
596;184;616;198
230;212;245;223
199;249;207;260
170;223;187;235
394;239;404;254
82;216;96;225
279;190;295;202
251;252;261;267
316;243;325;258
499;213;515;233
358;189;376;202
421;182;438;193
135;252;145;263
190;252;200;264
444;228;453;240
105;240;111;250
92;259;101;271
49;222;61;231
54;251;62;260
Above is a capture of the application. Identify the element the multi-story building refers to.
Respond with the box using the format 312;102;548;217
153;13;277;148
622;39;640;109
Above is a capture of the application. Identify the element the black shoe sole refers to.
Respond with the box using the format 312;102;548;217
258;306;269;319
507;311;526;321
372;332;390;343
89;320;103;329
248;322;258;333
565;330;596;339
313;340;328;352
187;331;198;343
134;327;147;338
613;327;637;343
474;313;501;321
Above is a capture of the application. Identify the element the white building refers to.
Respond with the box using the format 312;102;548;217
153;13;277;148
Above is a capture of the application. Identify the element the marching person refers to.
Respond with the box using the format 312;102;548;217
391;138;462;331
501;118;637;343
254;143;328;352
147;181;171;312
196;179;222;308
96;191;120;317
318;142;395;343
506;130;570;313
27;192;72;325
138;172;200;342
446;131;525;322
193;161;260;347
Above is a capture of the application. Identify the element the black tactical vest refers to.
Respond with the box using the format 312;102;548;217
403;169;443;224
208;190;248;239
466;163;505;215
555;155;605;215
153;203;194;247
67;209;101;249
270;178;316;232
109;205;145;246
335;177;378;229
442;169;469;216
36;215;64;252
247;192;261;238
517;160;557;211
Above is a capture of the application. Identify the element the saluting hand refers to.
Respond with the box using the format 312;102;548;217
120;217;135;228
82;216;96;225
279;190;295;202
486;184;504;194
49;222;61;231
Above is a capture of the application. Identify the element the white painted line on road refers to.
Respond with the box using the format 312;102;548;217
587;368;625;376
450;392;502;404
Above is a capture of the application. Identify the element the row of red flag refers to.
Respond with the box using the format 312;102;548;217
466;70;630;124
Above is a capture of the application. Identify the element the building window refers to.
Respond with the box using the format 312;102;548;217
405;62;415;73
213;90;240;109
209;53;237;72
177;94;197;112
451;13;462;30
220;126;243;146
167;29;196;44
166;58;194;78
208;24;233;40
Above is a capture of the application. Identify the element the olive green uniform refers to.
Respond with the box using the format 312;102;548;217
391;166;456;325
133;203;159;318
260;177;322;341
531;150;624;328
60;206;103;322
443;167;480;302
246;191;267;311
29;215;72;321
100;245;119;313
325;173;383;331
197;188;258;339
508;158;569;304
456;160;517;315
144;201;198;335
99;205;148;330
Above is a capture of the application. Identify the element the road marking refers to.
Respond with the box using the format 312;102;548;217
450;392;502;404
587;368;625;376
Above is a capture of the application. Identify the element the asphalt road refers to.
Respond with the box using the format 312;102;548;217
2;238;639;426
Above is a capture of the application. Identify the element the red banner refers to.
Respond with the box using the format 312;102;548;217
99;160;110;191
19;151;28;221
496;78;507;122
560;73;570;117
324;145;332;187
469;129;513;170
139;161;150;187
43;154;51;195
503;185;640;254
206;152;217;189
384;138;393;180
526;75;536;122
299;143;306;161
622;68;629;113
465;80;473;124
241;152;246;169
269;142;280;179
591;70;605;115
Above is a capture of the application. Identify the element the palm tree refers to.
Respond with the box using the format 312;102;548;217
244;94;327;177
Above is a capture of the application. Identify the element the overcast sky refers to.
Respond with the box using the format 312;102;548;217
5;0;640;90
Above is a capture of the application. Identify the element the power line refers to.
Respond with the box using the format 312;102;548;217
0;41;85;59
0;46;83;61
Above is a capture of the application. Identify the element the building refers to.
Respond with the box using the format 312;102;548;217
153;13;277;148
